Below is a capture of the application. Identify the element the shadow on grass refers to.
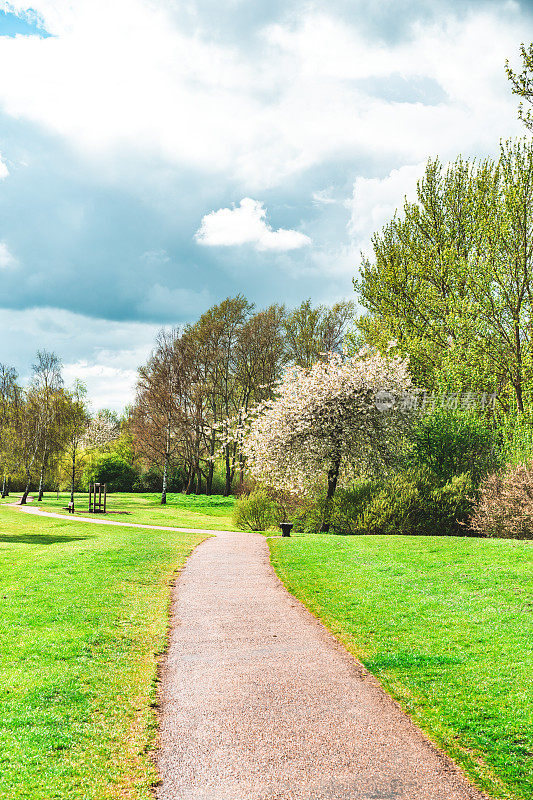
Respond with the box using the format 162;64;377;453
0;534;94;545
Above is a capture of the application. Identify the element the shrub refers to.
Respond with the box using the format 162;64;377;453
83;453;137;492
233;490;277;531
418;471;475;536
470;463;533;539
361;474;420;535
409;409;503;487
295;470;475;536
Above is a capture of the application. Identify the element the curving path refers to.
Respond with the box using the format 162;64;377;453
7;502;490;798
156;531;489;800
10;502;220;535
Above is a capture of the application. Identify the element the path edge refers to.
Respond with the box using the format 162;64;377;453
149;534;216;797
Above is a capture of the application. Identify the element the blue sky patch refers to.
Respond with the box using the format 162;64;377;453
0;9;50;38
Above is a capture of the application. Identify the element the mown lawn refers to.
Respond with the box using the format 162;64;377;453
3;491;238;531
269;534;533;800
0;504;208;799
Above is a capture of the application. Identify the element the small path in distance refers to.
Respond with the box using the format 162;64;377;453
156;531;489;800
9;503;221;535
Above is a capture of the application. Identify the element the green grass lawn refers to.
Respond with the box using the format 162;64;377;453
269;534;533;800
0;503;208;799
2;491;238;531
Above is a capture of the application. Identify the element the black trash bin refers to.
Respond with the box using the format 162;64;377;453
279;522;293;537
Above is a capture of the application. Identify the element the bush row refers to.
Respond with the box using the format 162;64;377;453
233;409;533;539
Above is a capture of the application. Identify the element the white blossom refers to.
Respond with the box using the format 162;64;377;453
240;350;412;495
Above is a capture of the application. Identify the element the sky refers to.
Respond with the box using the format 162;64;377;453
0;0;530;411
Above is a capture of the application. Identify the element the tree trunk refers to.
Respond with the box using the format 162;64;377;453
161;450;169;505
224;445;232;497
70;452;76;504
195;468;202;495
206;430;216;495
320;455;341;533
185;463;194;494
514;322;525;413
20;475;31;505
239;450;244;490
37;461;46;501
1;474;5;498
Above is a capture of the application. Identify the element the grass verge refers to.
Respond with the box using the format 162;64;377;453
7;491;238;532
0;504;207;799
268;534;533;800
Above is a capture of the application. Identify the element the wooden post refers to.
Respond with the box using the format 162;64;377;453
103;484;107;514
89;483;92;512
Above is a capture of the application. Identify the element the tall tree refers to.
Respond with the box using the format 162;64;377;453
62;382;90;505
31;350;64;501
242;351;411;530
284;299;355;369
506;43;533;130
132;329;188;504
0;364;20;496
354;143;533;411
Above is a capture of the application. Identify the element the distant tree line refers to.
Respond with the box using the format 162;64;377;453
130;296;354;501
0;352;120;503
0;298;354;503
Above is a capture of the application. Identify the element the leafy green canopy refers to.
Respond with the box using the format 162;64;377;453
353;139;533;412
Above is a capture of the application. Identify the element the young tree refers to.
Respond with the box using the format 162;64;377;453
132;329;188;504
62;383;90;505
14;388;44;505
0;364;20;496
31;350;64;501
242;351;412;530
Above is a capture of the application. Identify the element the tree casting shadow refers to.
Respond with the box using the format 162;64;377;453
0;534;94;545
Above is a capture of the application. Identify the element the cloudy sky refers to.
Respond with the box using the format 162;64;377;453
0;0;530;410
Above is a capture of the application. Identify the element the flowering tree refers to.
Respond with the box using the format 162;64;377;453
242;351;412;528
84;409;120;449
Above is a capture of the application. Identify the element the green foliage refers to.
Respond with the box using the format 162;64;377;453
497;411;533;466
132;465;186;493
506;42;533;130
353;142;533;410
83;452;137;492
360;474;420;535
408;409;503;486
233;490;277;531
294;469;475;536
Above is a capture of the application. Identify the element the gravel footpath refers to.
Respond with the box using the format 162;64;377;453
156;531;489;800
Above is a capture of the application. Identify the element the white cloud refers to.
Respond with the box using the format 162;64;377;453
0;2;524;190
62;360;139;412
0;241;17;269
195;198;311;251
0;155;8;179
312;188;338;206
348;163;424;256
0;306;159;411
